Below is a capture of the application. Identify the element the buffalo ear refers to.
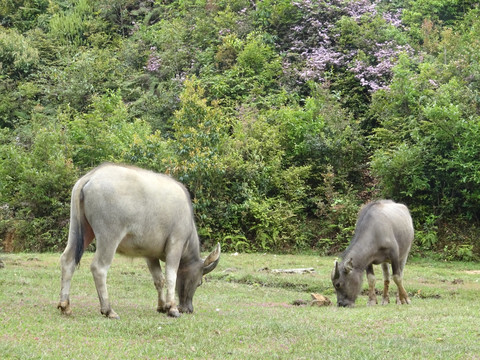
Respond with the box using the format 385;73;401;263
344;258;354;274
203;243;221;275
332;260;340;281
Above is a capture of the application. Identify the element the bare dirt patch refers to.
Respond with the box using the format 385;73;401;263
464;270;480;274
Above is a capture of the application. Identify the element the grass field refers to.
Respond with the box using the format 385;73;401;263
1;252;479;359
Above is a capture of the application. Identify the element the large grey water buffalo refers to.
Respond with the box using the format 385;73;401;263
331;200;413;307
58;163;221;318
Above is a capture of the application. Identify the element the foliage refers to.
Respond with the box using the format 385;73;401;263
314;166;361;253
0;117;76;251
370;16;480;222
44;48;130;112
0;0;49;31
278;0;412;122
166;78;228;238
202;31;284;110
66;90;164;168
0;91;166;251
0;27;39;78
0;79;41;128
47;0;96;46
1;0;480;256
402;0;478;42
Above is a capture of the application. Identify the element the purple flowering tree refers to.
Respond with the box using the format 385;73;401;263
284;0;412;93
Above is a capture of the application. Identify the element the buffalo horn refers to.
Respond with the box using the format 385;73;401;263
332;260;340;280
203;243;221;275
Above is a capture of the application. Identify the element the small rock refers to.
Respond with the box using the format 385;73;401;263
0;259;4;268
310;293;332;307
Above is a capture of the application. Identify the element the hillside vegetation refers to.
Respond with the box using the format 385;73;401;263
1;0;479;259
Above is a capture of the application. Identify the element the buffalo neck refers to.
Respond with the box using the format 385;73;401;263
342;231;376;271
179;233;202;267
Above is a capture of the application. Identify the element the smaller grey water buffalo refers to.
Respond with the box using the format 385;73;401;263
58;163;220;318
331;200;413;307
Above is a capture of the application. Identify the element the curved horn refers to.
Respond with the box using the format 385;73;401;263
203;243;221;275
332;260;340;280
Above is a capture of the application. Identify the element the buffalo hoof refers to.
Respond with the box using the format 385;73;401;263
367;299;377;306
157;306;167;314
108;312;120;320
58;301;72;316
102;309;120;319
396;296;411;305
179;306;193;314
382;297;390;305
168;308;181;318
337;303;355;308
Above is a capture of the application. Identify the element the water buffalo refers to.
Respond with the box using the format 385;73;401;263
58;163;221;318
331;200;413;307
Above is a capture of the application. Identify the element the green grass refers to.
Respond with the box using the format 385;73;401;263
1;252;480;359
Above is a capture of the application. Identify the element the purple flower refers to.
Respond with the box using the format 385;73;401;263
383;9;405;28
219;29;231;36
283;0;413;92
344;0;377;20
145;52;161;72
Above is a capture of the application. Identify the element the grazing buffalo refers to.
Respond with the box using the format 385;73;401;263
58;163;221;318
331;200;413;307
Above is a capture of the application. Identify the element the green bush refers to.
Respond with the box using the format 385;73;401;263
370;11;480;253
204;32;282;107
2;0;480;257
0;80;41;128
0;27;39;78
0;117;76;251
0;0;49;31
45;48;127;111
48;0;94;46
0;90;169;251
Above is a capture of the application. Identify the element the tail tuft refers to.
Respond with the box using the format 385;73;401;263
74;188;86;265
74;227;84;265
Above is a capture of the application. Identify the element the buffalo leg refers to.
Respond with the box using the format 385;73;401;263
146;258;167;313
58;244;77;315
58;216;95;316
381;263;390;305
366;264;377;306
391;258;411;305
90;243;119;319
164;241;183;318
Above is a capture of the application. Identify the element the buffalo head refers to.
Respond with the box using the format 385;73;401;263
331;258;363;307
176;243;221;313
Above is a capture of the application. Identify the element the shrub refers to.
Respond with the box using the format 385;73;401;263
370;12;480;253
48;0;94;46
0;27;39;78
0;117;76;251
45;48;128;111
0;91;168;251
